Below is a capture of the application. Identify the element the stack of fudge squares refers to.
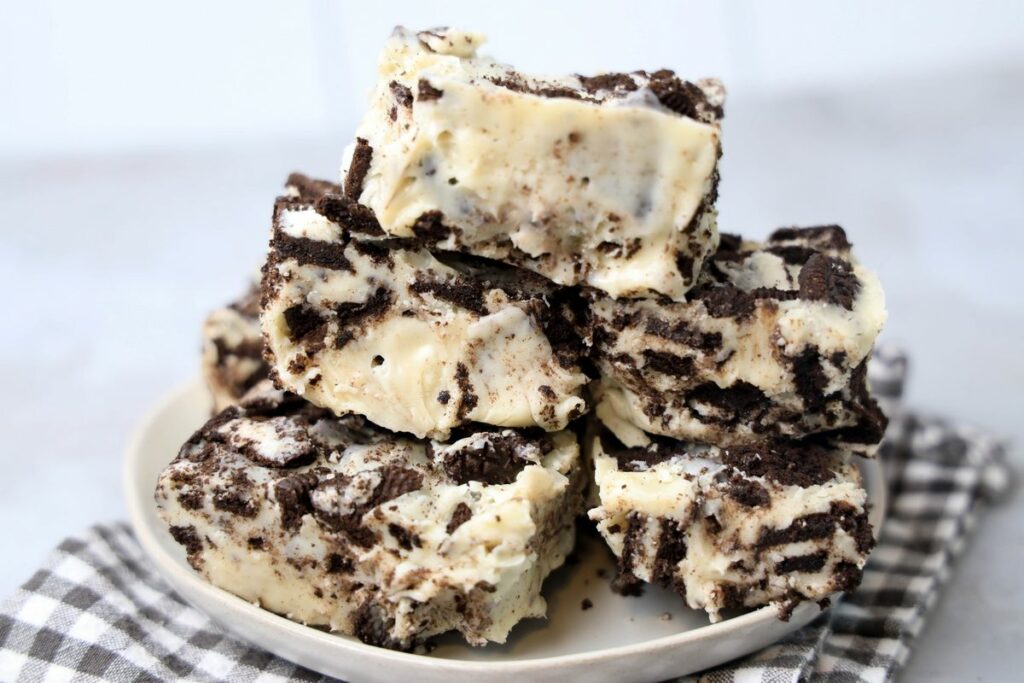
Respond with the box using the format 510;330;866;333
156;27;888;650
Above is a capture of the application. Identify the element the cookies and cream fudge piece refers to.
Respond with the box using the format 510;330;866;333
201;285;270;412
589;226;888;452
344;27;724;301
588;426;873;621
261;174;589;440
155;389;584;650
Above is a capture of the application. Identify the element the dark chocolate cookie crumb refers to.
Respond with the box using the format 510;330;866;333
727;478;771;507
832;501;875;554
417;79;443;101
652;518;687;590
454;363;478;421
283;305;327;344
769;225;851;252
410;210;452;243
689;283;756;319
647;70;709;119
389;81;413;108
286;173;342;200
351;600;403;650
642;349;696;378
791;347;828;409
388;523;421;551
578;73;639;93
487;75;585;101
315;193;385;236
775;550;828;574
615;513;647;595
722;442;836;488
273;233;354;273
797;253;860;310
312;467;423;547
442;432;534;485
324;553;354;574
411;275;487;315
644;318;722;352
446;502;473;534
766;244;819;266
274;471;320;531
758;512;838;549
334;287;394;349
688;381;772;424
344;138;373;200
169;525;203;557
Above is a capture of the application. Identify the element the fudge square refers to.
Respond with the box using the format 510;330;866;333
588;423;873;621
345;27;724;301
156;388;584;650
261;174;589;440
588;226;887;454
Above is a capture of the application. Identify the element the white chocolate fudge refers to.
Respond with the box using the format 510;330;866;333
589;226;888;452
201;285;269;412
587;425;873;621
344;27;724;300
156;389;584;650
261;175;588;440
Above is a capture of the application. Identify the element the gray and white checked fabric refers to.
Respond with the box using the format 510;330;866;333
0;349;1012;682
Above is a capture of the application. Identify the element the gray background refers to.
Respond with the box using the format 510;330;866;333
2;2;1022;680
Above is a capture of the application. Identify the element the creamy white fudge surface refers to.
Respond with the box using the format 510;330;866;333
156;388;584;650
589;226;888;453
261;175;588;440
344;27;724;301
587;425;873;621
201;285;269;412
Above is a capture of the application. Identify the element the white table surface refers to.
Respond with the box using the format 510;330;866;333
2;65;1021;680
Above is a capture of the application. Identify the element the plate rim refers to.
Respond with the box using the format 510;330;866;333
124;377;889;675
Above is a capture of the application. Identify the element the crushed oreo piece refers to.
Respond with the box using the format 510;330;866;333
775;550;828;574
334;287;394;349
273;233;354;273
315;193;385;236
389;81;413;108
411;276;486;315
344;138;373;200
274;471;321;531
578;73;639;93
410;210;451;243
283;305;327;344
441;432;535;485
722;442;837;488
417;79;443;101
647;70;709;119
797;253;860;310
446;502;473;534
454;363;478;421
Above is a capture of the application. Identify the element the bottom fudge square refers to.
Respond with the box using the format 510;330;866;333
587;424;873;621
155;388;584;650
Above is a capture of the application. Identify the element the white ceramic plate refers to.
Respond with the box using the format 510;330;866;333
124;379;887;683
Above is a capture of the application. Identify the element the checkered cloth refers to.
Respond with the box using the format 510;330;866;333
0;350;1011;683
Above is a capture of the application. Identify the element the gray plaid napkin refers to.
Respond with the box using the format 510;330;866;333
0;349;1011;682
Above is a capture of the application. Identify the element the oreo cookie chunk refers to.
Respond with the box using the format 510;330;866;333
588;225;887;453
155;388;584;651
261;174;588;440
201;284;270;412
588;425;873;621
343;27;724;301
